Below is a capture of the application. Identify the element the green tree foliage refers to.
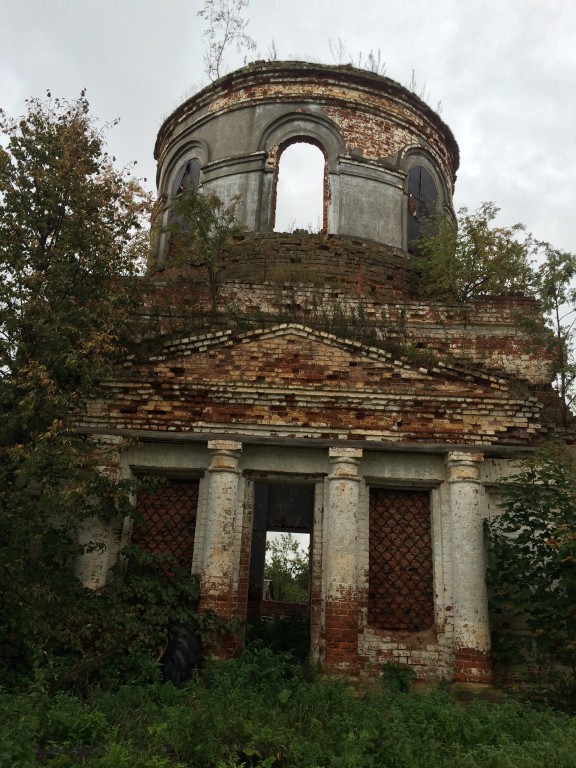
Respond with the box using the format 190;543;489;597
0;94;160;683
416;202;536;302
265;533;309;603
487;446;576;677
165;183;240;311
198;0;256;81
536;247;576;424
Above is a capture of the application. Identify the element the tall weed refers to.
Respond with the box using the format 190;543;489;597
2;651;575;767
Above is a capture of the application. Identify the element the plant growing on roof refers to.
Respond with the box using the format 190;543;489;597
198;0;256;81
416;202;537;303
165;183;241;312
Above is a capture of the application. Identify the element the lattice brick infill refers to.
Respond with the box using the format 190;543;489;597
133;480;199;573
368;488;434;632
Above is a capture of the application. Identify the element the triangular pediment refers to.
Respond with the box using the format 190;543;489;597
84;323;544;445
142;323;510;394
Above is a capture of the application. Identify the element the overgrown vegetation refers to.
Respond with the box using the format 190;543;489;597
415;202;537;303
264;533;309;603
162;183;241;311
328;37;387;76
0;96;210;692
247;616;310;661
416;203;576;414
198;0;256;81
0;94;160;686
487;445;576;709
529;247;576;425
2;648;576;767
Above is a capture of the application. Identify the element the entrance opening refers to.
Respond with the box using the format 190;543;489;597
274;142;325;233
247;483;314;658
264;531;310;607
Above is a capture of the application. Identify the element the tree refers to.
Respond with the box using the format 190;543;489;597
265;533;309;603
536;247;576;425
487;445;576;677
165;183;240;311
416;202;536;303
0;94;159;682
198;0;256;82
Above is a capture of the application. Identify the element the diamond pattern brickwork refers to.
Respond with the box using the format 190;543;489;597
133;480;199;574
368;488;434;631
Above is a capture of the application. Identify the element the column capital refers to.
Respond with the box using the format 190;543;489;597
328;446;362;480
329;447;363;460
446;451;484;483
208;440;242;473
208;439;242;452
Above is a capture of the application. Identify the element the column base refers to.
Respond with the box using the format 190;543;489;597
323;598;360;672
454;647;493;683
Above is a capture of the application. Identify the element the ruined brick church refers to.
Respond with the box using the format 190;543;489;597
77;62;560;681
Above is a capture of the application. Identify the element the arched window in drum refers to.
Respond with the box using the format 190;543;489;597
407;165;438;256
274;142;326;233
172;158;201;196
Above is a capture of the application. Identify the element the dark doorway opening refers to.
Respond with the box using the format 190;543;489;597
247;483;314;658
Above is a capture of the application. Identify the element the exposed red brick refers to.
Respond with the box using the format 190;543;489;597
454;648;493;682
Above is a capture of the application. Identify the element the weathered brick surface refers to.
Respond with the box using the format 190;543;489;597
454;648;493;683
155;62;458;187
358;625;453;680
83;325;545;445
324;595;360;672
153;233;416;300
149;234;551;386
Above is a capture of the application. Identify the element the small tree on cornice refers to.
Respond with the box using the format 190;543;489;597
534;246;576;425
198;0;256;81
415;202;537;303
165;185;241;312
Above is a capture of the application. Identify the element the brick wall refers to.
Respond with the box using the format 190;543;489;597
149;233;551;386
368;488;434;632
82;325;546;446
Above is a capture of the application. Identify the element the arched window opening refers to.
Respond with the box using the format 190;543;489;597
172;158;201;196
407;164;438;256
274;142;326;233
164;158;202;263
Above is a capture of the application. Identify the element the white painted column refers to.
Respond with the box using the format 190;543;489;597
74;518;111;589
200;440;242;619
324;447;362;671
446;451;492;682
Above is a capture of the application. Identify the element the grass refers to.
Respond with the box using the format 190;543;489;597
1;646;576;767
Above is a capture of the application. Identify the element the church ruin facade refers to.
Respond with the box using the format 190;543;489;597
77;62;559;682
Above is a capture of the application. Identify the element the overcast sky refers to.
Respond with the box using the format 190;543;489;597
2;0;575;252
